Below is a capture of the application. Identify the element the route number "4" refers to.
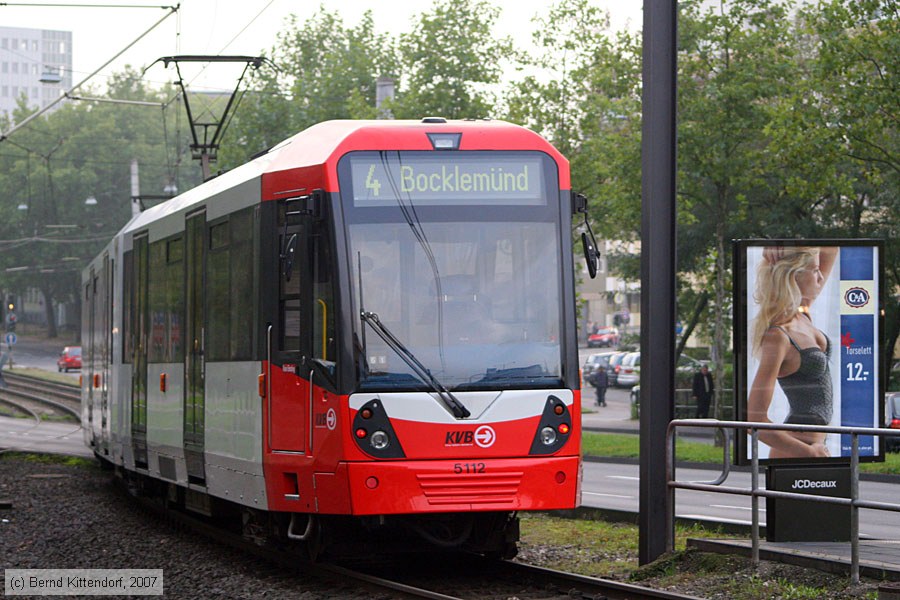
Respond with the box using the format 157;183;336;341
365;165;381;197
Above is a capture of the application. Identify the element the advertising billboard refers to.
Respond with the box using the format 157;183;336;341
733;240;884;465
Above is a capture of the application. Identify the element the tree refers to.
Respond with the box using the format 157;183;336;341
677;0;799;414
390;0;514;119
0;69;198;338
219;8;398;168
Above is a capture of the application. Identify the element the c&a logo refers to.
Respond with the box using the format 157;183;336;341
844;287;870;309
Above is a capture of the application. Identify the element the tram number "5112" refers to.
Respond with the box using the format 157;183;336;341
453;463;485;474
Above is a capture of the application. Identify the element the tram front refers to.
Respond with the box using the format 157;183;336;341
337;146;581;515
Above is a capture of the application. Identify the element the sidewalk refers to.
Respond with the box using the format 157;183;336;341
581;385;727;443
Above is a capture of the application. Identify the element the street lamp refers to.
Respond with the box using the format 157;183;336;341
84;195;97;206
17;203;28;211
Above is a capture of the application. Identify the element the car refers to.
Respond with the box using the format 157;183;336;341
587;326;619;348
607;351;628;387
616;351;641;387
612;351;709;389
886;393;900;452
57;346;82;372
582;351;618;380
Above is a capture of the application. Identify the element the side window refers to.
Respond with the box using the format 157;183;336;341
207;221;230;361
147;237;184;363
279;204;302;354
166;238;184;362
148;241;166;363
230;209;254;360
122;250;133;364
311;222;336;367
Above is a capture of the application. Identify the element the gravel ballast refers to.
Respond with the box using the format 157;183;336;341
0;456;383;599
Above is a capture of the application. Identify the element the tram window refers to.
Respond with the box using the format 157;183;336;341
122;250;133;364
229;209;254;360
312;226;336;368
207;221;230;362
166;239;184;362
148;241;167;362
277;200;302;353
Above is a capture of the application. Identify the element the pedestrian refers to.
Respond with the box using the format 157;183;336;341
589;366;609;407
692;364;714;418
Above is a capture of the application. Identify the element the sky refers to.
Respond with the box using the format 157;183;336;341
1;0;644;93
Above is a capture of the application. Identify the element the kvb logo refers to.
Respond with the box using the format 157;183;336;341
444;425;497;448
474;425;496;448
844;287;870;309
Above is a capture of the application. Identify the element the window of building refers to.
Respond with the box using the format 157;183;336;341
1;39;7;50
1;63;7;74
11;63;17;74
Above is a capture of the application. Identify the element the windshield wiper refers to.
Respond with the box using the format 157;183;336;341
360;310;470;419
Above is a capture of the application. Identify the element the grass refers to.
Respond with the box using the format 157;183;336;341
519;513;881;598
583;431;900;475
0;451;95;468
517;512;733;577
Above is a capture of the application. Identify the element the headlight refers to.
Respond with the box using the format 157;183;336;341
370;430;390;450
540;426;557;446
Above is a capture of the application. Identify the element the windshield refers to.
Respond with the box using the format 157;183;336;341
339;150;564;392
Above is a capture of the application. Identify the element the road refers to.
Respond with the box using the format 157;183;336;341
0;415;91;458
582;458;900;539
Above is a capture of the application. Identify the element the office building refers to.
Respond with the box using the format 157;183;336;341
0;26;72;119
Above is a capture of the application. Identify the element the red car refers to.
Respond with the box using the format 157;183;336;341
587;326;619;348
57;346;82;372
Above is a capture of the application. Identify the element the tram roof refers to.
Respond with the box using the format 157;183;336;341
123;119;569;236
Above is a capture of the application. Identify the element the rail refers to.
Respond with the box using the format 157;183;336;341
665;418;900;585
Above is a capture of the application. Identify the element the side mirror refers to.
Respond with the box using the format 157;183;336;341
582;232;599;279
282;233;298;281
573;192;600;279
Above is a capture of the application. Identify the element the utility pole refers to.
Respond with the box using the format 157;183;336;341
639;0;678;566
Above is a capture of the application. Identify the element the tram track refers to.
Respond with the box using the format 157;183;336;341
0;371;80;420
126;482;700;600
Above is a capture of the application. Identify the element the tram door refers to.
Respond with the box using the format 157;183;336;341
184;211;206;482
131;236;149;468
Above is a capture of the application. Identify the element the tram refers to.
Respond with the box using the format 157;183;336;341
81;118;587;557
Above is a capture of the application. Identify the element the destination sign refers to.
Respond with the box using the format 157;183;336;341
348;153;546;206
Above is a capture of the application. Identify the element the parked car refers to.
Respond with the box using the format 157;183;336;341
582;351;618;380
612;351;708;389
607;351;629;387
616;351;641;387
886;393;900;452
587;326;619;348
57;346;82;372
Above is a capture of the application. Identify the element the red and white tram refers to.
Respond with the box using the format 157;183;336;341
82;118;583;557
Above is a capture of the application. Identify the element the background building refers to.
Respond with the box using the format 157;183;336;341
0;26;71;119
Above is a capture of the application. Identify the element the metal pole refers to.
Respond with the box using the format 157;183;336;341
751;428;760;569
639;0;678;566
851;434;860;585
665;425;675;553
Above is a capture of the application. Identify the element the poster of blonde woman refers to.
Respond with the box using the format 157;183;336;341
734;241;883;464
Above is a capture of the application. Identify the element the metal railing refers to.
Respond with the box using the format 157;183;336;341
665;419;900;584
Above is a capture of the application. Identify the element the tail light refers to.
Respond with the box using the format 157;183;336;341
890;418;900;428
